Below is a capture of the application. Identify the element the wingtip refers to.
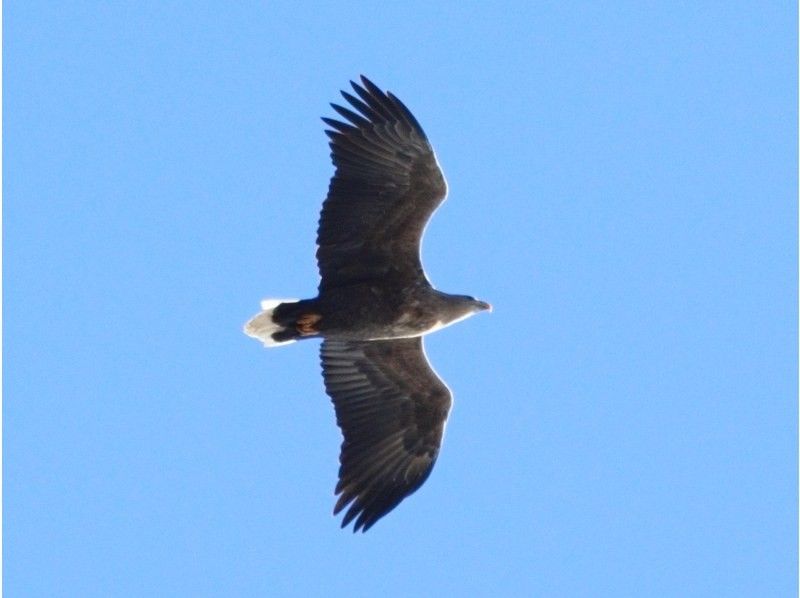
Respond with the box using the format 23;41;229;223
359;75;384;99
359;520;374;533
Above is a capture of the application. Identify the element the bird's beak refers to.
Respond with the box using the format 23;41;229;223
476;300;492;313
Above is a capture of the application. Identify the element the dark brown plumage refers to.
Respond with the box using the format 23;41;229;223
317;76;447;291
244;76;490;532
321;338;450;532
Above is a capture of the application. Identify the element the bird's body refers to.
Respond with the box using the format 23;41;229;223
245;76;489;532
264;283;483;342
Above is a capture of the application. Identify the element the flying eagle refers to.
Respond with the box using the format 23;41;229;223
244;76;490;532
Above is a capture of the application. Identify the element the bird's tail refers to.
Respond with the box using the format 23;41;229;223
243;298;318;347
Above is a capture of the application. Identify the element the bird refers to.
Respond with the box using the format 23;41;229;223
244;76;491;532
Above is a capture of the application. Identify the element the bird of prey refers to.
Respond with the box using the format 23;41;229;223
244;76;490;532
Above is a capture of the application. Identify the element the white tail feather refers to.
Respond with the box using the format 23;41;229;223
243;298;299;347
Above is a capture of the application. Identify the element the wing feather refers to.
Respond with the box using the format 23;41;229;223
317;76;447;290
320;338;452;532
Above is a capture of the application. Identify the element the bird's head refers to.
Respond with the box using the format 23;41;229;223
470;298;492;313
451;295;492;317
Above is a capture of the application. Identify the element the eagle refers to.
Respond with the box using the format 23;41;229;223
244;76;490;532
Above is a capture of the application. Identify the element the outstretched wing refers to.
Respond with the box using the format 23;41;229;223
317;76;447;291
320;338;452;532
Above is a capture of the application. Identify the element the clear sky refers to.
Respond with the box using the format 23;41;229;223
5;2;797;597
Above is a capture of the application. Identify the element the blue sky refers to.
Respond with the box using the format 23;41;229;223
5;2;796;596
